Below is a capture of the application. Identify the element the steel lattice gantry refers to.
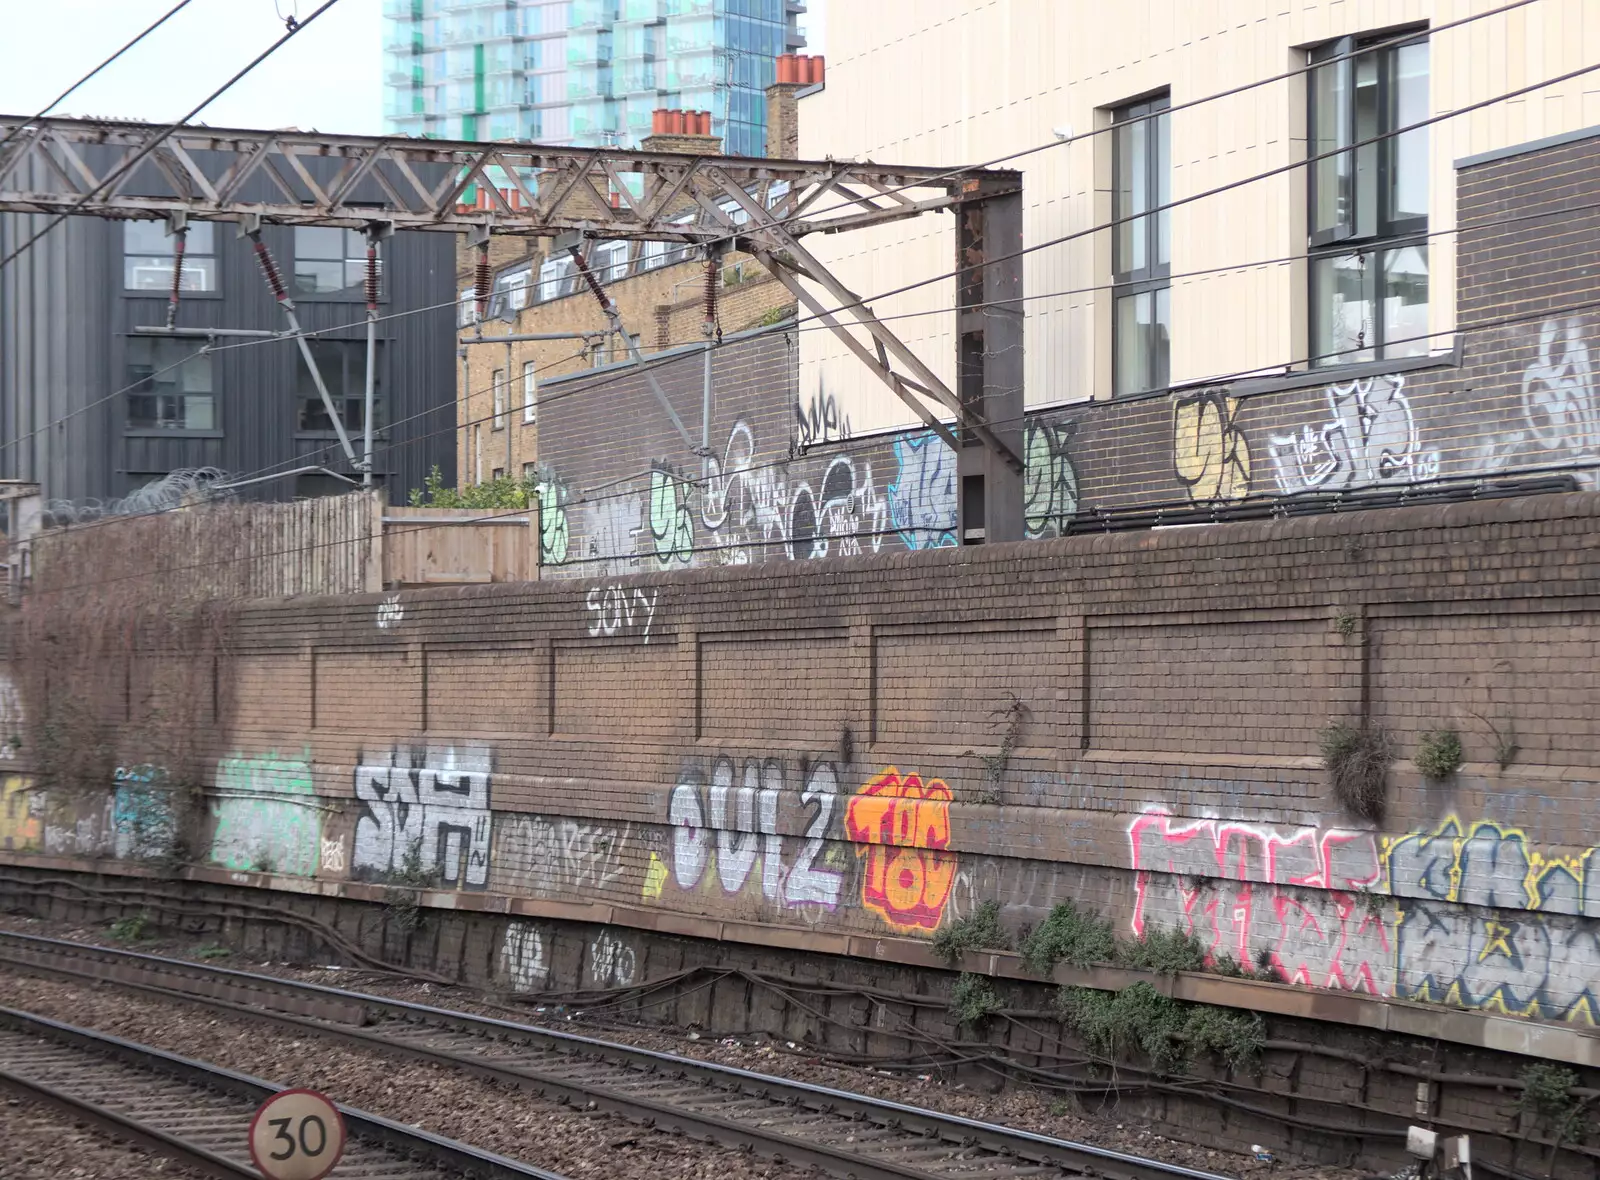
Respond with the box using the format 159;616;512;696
0;116;1025;540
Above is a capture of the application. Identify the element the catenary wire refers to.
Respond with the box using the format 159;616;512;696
0;0;198;157
0;0;343;273
27;282;1600;600
18;56;1595;539
69;169;1600;527
694;0;1539;248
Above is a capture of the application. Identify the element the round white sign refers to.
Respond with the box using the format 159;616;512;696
248;1088;347;1180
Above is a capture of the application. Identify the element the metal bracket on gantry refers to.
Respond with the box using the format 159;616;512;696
0;114;1025;541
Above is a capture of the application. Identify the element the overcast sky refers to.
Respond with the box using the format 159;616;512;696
0;0;827;137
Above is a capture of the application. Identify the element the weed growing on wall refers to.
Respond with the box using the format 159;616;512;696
975;693;1030;804
1320;723;1393;823
1057;982;1265;1075
932;900;1010;964
1333;608;1359;637
948;972;1005;1027
1019;900;1117;974
1518;1063;1589;1145
108;912;151;942
1117;924;1210;974
1414;728;1464;780
386;838;437;933
15;514;245;863
1470;711;1520;771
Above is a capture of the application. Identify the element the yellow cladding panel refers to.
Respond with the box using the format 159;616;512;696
799;0;1598;432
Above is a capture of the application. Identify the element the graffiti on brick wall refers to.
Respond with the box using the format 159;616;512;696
588;929;637;987
353;744;491;890
0;670;23;759
1386;817;1600;1022
495;813;639;900
534;469;571;566
1129;806;1600;1022
0;774;39;851
1128;809;1390;993
583;496;645;577
664;753;844;914
888;433;957;550
844;768;957;934
585;584;659;642
649;466;695;567
1022;419;1079;539
1173;391;1252;504
113;765;177;860
499;920;548;991
790;454;889;561
1268;375;1439;494
209;750;321;877
376;596;404;629
43;794;115;858
1521;318;1600;459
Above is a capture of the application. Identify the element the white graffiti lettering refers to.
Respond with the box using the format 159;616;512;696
584;584;658;642
353;745;492;890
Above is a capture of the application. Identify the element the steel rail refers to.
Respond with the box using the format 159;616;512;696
0;1003;571;1180
0;928;1236;1180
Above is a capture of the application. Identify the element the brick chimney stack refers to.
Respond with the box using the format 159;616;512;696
641;109;722;155
767;54;824;160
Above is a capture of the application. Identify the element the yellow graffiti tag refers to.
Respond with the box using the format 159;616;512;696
1172;391;1252;503
0;775;40;852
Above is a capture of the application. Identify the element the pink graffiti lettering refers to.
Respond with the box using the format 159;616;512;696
1128;809;1389;994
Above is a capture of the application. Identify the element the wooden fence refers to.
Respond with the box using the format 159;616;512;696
29;492;538;603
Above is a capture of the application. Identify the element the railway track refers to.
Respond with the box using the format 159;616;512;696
0;1003;568;1180
0;928;1236;1180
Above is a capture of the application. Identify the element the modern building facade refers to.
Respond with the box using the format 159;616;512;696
799;0;1600;433
0;166;459;508
383;0;807;156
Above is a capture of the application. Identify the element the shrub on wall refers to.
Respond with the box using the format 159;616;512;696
1414;728;1464;780
1319;724;1393;824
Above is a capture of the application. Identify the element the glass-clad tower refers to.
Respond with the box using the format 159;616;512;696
383;0;807;156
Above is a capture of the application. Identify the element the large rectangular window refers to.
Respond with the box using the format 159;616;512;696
124;222;216;292
296;340;382;432
294;228;378;298
126;337;216;431
491;367;506;429
1112;93;1171;395
1308;32;1429;365
522;360;538;424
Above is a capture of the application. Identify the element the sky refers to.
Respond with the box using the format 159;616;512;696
0;0;827;138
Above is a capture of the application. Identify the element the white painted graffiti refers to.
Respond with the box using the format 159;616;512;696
582;495;644;578
209;750;320;877
588;929;637;988
1268;375;1440;494
499;921;548;991
668;755;843;911
1521;317;1600;457
376;595;404;629
353;744;492;890
789;454;888;561
320;835;347;875
494;813;635;899
0;670;23;759
585;584;658;642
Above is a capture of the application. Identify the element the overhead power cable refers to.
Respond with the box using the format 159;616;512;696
701;0;1541;248
0;0;197;157
0;0;343;274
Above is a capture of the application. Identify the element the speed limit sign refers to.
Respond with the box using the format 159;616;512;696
248;1088;347;1180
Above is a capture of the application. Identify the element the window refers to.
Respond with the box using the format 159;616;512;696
294;228;377;298
538;253;576;302
487;265;532;320
124;222;216;292
1111;93;1171;395
593;239;629;282
458;285;478;327
522;360;538;423
126;338;216;430
492;467;505;481
491;367;507;429
639;239;667;272
593;332;640;367
1308;32;1429;365
296;340;381;432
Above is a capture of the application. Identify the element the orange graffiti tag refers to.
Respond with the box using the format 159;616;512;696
845;768;956;934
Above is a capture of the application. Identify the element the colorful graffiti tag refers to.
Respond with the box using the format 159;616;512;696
844;768;957;934
1129;807;1600;1023
209;750;321;877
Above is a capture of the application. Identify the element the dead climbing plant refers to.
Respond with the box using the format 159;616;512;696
10;508;253;866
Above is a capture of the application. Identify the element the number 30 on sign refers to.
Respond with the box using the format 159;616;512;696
248;1088;347;1180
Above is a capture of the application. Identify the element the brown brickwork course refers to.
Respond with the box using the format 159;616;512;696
6;492;1600;1041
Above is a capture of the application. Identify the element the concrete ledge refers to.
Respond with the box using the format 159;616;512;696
4;851;1599;1070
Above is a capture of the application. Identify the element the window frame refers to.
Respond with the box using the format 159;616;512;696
294;339;384;436
122;221;220;296
1306;28;1430;366
522;359;538;424
1110;91;1172;397
491;367;507;430
123;336;220;435
292;227;381;301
